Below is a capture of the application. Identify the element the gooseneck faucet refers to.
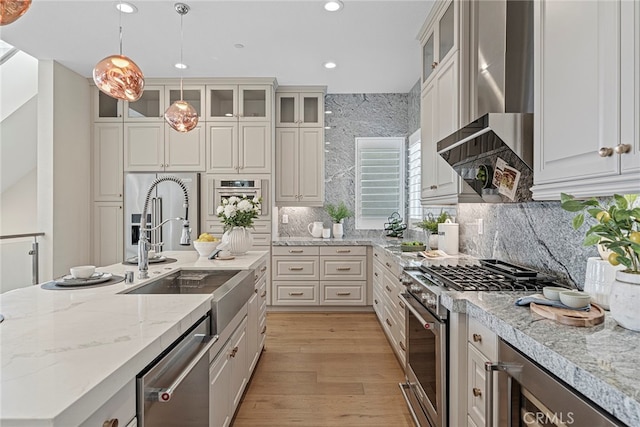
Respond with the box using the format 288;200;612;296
138;176;191;279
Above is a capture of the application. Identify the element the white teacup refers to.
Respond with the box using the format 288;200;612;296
148;250;156;259
219;250;232;258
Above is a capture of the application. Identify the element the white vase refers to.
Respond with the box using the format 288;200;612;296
428;234;439;250
223;227;253;255
609;270;640;331
332;223;343;239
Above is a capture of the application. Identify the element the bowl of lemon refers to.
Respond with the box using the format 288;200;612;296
193;233;220;257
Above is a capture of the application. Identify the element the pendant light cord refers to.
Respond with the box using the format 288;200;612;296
118;5;123;55
180;10;184;99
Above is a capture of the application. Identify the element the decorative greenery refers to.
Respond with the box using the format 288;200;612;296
216;196;262;232
561;193;640;273
325;202;354;223
416;211;451;234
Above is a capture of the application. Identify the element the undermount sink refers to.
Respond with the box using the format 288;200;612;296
122;269;254;333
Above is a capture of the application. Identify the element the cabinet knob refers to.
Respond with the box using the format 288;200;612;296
385;318;392;327
472;387;482;397
473;333;482;343
614;143;631;154
260;290;267;298
261;325;267;334
399;341;406;352
598;147;614;157
432;61;439;69
103;420;119;427
430;185;438;190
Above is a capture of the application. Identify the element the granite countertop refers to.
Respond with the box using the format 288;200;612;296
443;290;640;426
0;250;268;427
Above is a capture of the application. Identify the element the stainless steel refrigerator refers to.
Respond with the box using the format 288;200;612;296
124;173;200;259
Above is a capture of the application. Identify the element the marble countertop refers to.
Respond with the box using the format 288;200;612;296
443;291;640;426
0;250;268;427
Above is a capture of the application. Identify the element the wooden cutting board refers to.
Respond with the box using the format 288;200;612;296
530;302;605;327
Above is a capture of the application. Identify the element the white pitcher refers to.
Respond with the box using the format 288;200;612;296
308;222;323;238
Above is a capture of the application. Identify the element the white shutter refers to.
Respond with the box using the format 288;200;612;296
355;137;405;229
408;129;422;223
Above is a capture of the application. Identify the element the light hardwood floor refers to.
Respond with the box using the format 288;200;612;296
232;312;414;427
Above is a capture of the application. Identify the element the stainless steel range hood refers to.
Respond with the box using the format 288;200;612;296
437;0;534;202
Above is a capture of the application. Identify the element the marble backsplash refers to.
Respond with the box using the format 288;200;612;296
456;202;598;289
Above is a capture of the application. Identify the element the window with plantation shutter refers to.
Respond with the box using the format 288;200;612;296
408;129;422;224
355;137;405;229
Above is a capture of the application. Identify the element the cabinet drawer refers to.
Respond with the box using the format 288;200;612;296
251;233;272;247
204;219;271;234
320;281;366;305
468;317;497;360
272;246;319;256
273;282;319;305
319;246;367;256
320;256;367;280
467;344;488;427
254;260;268;282
272;257;319;280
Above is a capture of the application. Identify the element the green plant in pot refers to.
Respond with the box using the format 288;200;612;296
416;211;450;249
325;202;354;238
561;193;640;330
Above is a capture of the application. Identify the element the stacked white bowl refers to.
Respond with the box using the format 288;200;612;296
583;257;624;310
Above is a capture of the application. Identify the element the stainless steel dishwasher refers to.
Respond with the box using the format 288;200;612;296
137;314;218;426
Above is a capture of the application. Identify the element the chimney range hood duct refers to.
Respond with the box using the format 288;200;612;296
437;0;534;203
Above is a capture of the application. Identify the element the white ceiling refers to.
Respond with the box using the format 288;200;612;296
0;0;434;94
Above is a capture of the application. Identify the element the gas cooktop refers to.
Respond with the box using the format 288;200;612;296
416;259;562;292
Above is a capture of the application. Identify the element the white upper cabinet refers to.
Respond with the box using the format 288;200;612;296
206;122;270;174
124;85;165;121
532;0;640;199
93;123;123;201
93;90;122;122
164;85;205;120
276;91;324;127
206;84;271;122
421;0;458;89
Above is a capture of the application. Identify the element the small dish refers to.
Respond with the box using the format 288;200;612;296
70;265;96;279
542;286;568;301
56;272;112;286
559;291;591;309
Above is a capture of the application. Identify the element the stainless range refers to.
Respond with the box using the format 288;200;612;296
400;259;565;427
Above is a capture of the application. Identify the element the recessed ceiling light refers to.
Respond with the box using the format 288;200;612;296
116;2;137;13
174;63;188;69
234;43;245;49
324;1;344;12
323;61;337;69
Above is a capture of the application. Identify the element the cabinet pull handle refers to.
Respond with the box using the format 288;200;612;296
614;143;631;154
289;292;304;296
288;267;304;271
103;419;119;427
374;272;378;277
598;147;614;157
254;288;258;293
399;301;405;309
336;292;351;296
399;341;406;352
336;267;351;271
289;249;304;253
261;325;267;334
430;185;438;189
260;266;267;272
472;387;482;397
431;61;439;69
374;253;378;257
336;249;351;253
473;333;482;343
385;318;392;327
374;299;379;305
255;275;259;281
260;290;267;298
385;285;392;292
385;262;392;268
230;346;238;357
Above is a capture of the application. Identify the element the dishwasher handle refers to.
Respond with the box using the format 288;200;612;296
149;334;219;403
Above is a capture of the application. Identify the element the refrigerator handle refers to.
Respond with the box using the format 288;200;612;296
157;197;163;249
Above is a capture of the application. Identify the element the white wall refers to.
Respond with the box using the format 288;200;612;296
38;61;91;280
0;50;38;122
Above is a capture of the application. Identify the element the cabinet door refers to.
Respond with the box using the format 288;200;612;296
93;123;123;201
247;291;259;373
422;31;436;87
438;1;457;67
209;342;232;427
534;0;620;184
299;93;323;127
298;128;324;204
275;128;299;203
239;123;270;173
165;85;205;120
229;320;248;410
93;202;123;266
124;123;164;171
276;93;298;127
239;85;269;122
206;85;238;122
124;85;164;121
620;0;640;174
421;82;438;199
467;344;488;427
206;123;238;173
93;90;122;121
165;124;205;171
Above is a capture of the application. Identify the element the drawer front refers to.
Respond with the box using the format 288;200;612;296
467;344;488;427
251;233;272;247
272;246;320;256
319;246;367;256
468;317;497;360
204;219;271;234
254;259;268;282
272;257;319;280
320;256;367;280
320;281;366;305
273;282;319;305
258;315;267;348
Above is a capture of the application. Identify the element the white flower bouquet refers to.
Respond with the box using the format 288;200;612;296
216;196;262;231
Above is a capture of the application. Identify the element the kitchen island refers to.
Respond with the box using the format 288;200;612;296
0;250;268;427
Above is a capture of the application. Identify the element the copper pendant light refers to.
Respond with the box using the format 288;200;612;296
0;0;32;26
93;4;144;102
164;3;198;133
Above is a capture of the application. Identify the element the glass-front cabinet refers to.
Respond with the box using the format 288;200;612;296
93;90;122;121
421;0;457;88
206;85;270;122
276;92;324;127
124;85;165;121
165;85;205;119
